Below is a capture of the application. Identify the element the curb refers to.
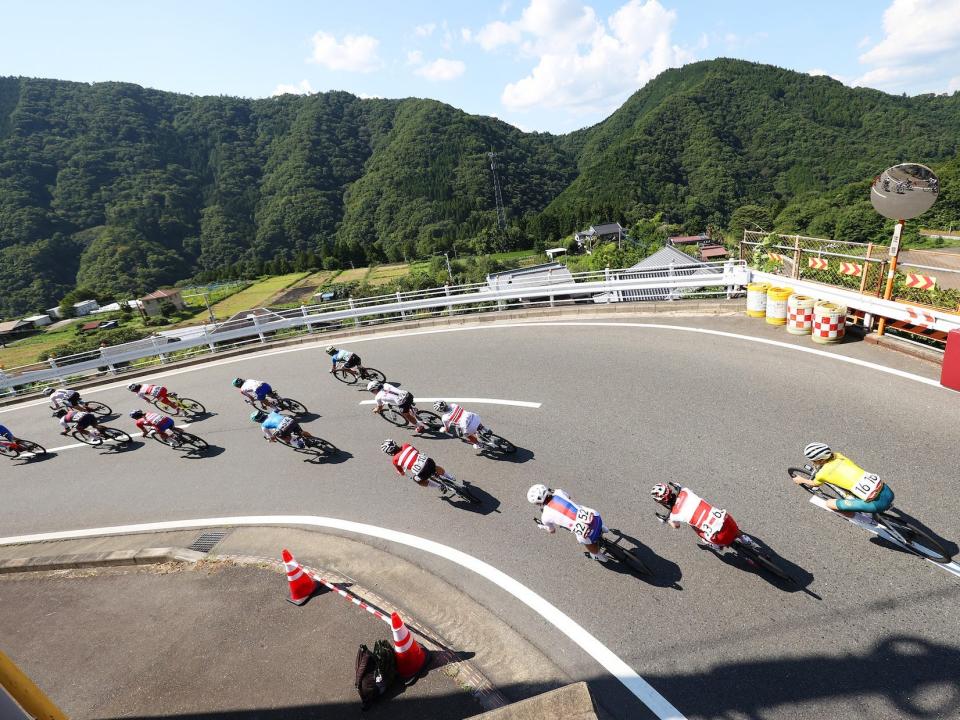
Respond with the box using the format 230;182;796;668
0;547;207;574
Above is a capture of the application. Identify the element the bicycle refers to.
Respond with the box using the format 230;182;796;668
434;470;480;504
331;363;386;385
50;400;112;418
379;404;443;431
788;466;952;563
148;427;209;453
276;433;338;458
534;518;650;575
252;392;308;416
652;481;793;583
474;425;517;455
72;426;132;447
152;394;206;417
0;438;47;459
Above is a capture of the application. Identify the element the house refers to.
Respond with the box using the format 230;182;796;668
72;299;100;316
545;247;567;261
486;262;574;292
0;319;32;340
667;234;710;247
139;289;185;317
593;245;722;303
23;313;52;328
78;320;118;333
698;244;729;261
574;222;626;251
47;306;63;320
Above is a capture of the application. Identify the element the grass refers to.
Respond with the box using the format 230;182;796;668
334;267;371;283
205;272;310;319
0;321;81;369
367;263;411;286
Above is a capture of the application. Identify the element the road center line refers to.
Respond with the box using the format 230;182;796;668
359;397;541;408
0;515;687;720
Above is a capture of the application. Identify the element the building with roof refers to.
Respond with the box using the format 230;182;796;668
698;244;729;260
72;299;100;317
139;288;185;317
574;222;626;251
593;245;723;303
485;262;574;292
0;319;32;340
23;313;52;328
667;234;710;246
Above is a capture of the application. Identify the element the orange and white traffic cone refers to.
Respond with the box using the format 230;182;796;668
391;611;429;680
282;548;317;605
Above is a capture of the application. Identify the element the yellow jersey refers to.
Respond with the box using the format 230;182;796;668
815;453;884;501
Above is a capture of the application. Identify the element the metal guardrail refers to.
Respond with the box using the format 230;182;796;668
0;262;749;394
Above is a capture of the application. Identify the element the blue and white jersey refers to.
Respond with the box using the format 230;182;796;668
540;489;603;544
331;349;354;365
0;424;12;440
261;411;293;437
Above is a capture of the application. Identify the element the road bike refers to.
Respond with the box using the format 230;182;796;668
51;400;112;417
151;394;206;417
0;438;47;459
472;425;516;455
275;433;338;458
535;518;650;575
378;404;443;431
652;481;793;582
434;470;480;504
252;391;308;416
148;427;209;453
72;426;132;447
788;466;952;563
331;363;386;385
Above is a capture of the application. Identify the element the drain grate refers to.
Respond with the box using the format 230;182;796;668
187;530;230;553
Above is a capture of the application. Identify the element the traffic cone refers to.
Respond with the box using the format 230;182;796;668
282;548;317;605
391;611;429;680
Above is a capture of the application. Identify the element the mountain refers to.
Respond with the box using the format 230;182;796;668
1;58;959;316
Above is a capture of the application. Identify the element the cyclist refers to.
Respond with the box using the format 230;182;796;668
128;382;176;409
326;346;365;379
650;483;747;549
527;484;610;563
367;381;425;433
380;439;449;492
45;387;85;410
794;442;894;515
250;410;313;448
233;377;275;408
129;409;179;446
54;408;102;439
0;422;15;446
434;400;482;450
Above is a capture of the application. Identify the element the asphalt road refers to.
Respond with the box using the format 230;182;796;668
2;316;959;720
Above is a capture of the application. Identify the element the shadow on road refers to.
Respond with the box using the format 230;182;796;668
608;529;683;589
303;447;353;466
441;482;500;516
871;506;958;559
176;444;226;460
12;452;58;465
706;536;819;597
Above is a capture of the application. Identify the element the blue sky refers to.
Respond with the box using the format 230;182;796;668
2;0;960;133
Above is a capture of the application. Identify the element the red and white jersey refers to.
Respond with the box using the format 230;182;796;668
138;384;165;399
669;488;727;542
392;443;429;476
441;404;480;433
134;412;168;430
375;383;406;408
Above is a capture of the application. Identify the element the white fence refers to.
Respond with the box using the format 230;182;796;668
0;261;749;394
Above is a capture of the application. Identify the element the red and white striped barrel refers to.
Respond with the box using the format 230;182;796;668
786;294;816;335
811;301;846;344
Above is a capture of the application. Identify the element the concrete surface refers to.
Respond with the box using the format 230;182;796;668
468;682;597;719
2;315;959;720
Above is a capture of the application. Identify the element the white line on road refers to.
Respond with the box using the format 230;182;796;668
0;515;687;720
359;397;541;408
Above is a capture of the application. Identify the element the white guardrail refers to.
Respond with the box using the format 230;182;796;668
0;261;748;393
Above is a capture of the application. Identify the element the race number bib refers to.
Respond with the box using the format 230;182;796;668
698;508;727;541
411;455;427;475
851;472;883;501
572;507;596;541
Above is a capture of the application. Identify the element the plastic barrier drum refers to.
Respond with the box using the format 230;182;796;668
812;301;846;344
765;287;792;325
942;329;960;392
746;283;770;318
786;294;816;335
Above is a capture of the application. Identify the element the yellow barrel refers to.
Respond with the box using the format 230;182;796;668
765;287;792;325
746;282;769;318
786;294;816;335
811;301;846;344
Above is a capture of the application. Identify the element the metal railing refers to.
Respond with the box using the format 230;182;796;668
0;261;749;394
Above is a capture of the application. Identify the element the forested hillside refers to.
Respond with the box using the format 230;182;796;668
1;58;959;316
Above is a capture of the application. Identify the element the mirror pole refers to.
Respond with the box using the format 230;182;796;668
876;219;904;337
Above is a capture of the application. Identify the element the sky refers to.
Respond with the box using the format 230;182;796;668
2;0;960;134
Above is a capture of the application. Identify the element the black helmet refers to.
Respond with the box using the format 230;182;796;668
250;410;268;423
127;383;141;392
53;408;67;418
129;409;145;419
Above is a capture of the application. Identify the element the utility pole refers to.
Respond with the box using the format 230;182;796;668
488;151;507;252
444;252;453;283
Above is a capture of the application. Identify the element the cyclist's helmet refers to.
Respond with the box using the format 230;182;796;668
527;483;550;505
381;439;400;455
325;346;337;355
433;400;448;412
804;442;834;462
43;387;55;396
129;409;145;419
232;378;244;388
53;408;67;418
127;383;141;393
250;410;268;423
650;483;676;508
367;380;383;392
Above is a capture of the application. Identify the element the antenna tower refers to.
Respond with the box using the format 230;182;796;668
488;151;507;232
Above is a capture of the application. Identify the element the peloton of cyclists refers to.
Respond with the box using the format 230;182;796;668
650;483;752;550
367;381;425;433
794;442;894;516
129;409;179;446
433;400;482;451
380;439;449;492
528;484;610;563
54;408;102;439
326;346;365;379
128;382;177;409
233;378;275;408
251;409;313;448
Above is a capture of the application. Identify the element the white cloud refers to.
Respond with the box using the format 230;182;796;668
415;23;436;37
460;27;473;42
857;35;872;49
309;31;381;72
272;79;314;96
478;0;693;112
856;0;960;91
415;58;466;81
407;50;424;65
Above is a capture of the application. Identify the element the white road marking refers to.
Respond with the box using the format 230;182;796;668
808;496;960;579
359;397;541;408
0;515;687;720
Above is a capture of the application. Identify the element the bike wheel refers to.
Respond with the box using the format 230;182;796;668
72;429;103;446
788;468;844;501
101;427;132;445
437;474;480;504
601;539;651;575
878;514;952;563
734;538;794;582
416;409;443;431
85;401;112;417
280;398;308;416
304;437;336;455
360;367;386;383
380;407;409;427
481;430;516;454
177;431;209;452
0;444;19;458
152;397;181;416
178;398;206;416
17;440;46;456
333;368;358;385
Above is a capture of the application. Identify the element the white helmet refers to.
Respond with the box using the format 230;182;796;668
433;400;448;412
527;484;549;505
381;439;399;455
804;442;834;462
367;380;382;392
